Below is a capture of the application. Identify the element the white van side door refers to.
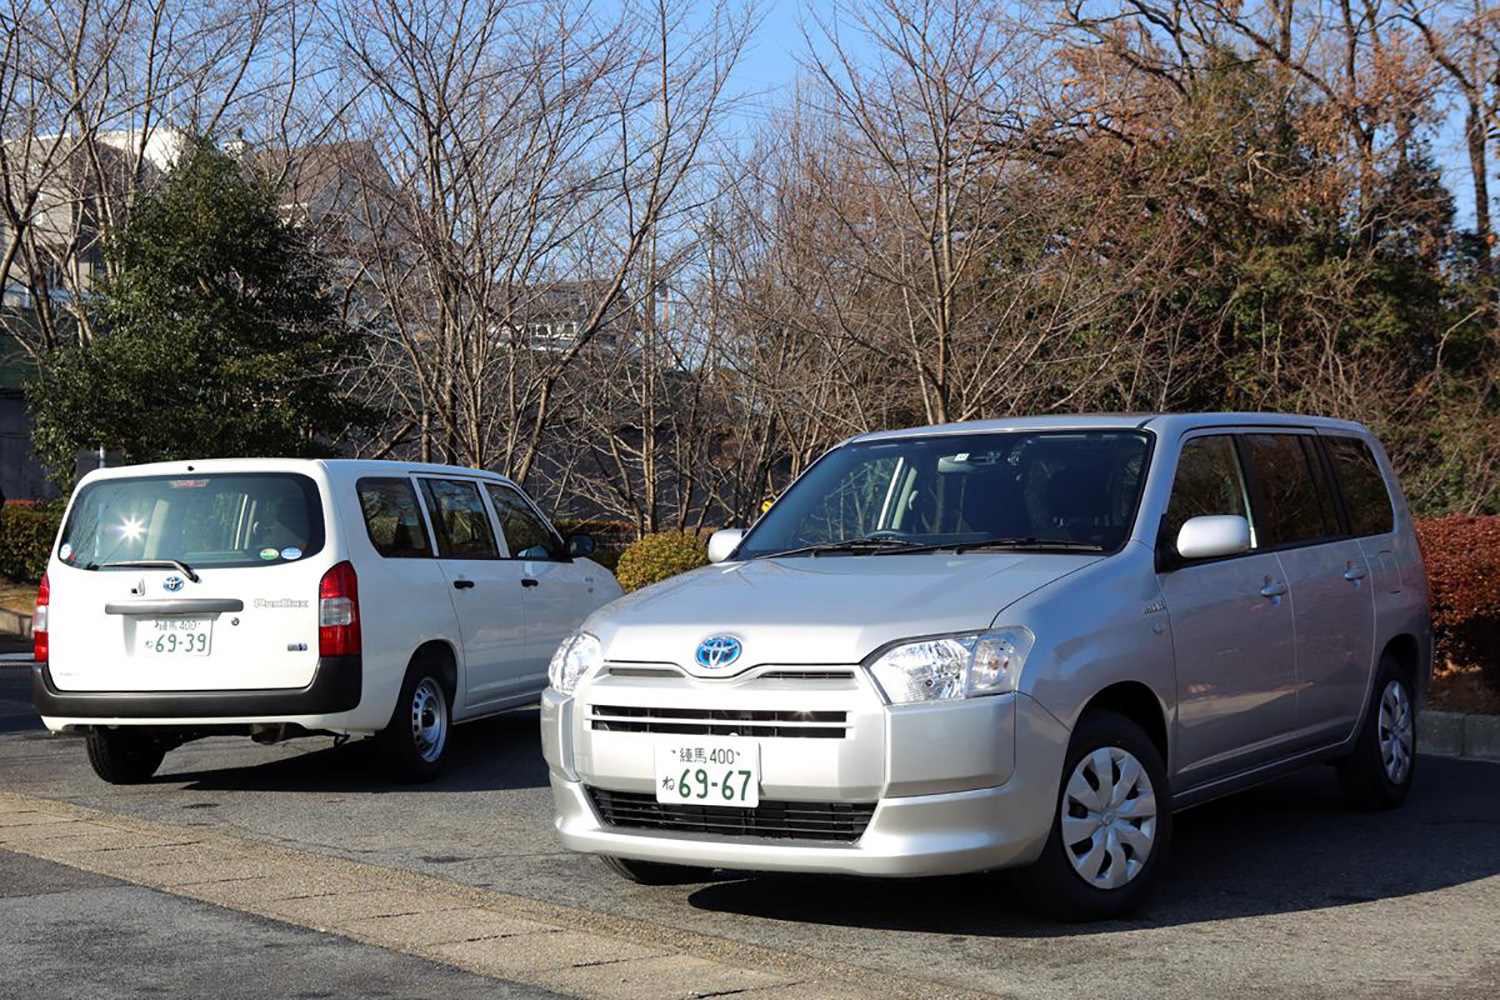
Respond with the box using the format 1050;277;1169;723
482;481;601;678
413;476;529;711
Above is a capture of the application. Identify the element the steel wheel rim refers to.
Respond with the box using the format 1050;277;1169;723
1378;679;1413;785
1061;746;1157;890
410;678;448;763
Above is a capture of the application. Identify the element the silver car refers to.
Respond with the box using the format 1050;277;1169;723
540;414;1430;920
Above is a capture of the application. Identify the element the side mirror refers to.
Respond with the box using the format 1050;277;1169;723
1174;515;1250;562
565;533;596;559
706;528;745;564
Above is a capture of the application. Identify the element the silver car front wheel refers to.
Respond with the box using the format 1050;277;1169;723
1011;709;1172;921
1061;746;1158;890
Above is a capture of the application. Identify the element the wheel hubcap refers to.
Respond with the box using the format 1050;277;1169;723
409;678;448;763
1378;679;1413;785
1061;746;1157;890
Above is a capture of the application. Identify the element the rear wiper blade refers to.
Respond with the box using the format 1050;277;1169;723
766;537;927;558
102;559;201;583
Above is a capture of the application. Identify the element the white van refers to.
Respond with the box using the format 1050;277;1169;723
32;459;623;784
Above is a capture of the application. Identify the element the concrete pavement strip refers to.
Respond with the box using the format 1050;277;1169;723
0;789;992;1000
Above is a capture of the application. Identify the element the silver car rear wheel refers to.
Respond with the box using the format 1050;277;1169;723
1377;679;1413;786
1061;746;1158;891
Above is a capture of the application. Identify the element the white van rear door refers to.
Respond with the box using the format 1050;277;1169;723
47;471;329;693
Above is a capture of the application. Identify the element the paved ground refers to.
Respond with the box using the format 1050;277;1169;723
2;663;1498;998
0;848;561;999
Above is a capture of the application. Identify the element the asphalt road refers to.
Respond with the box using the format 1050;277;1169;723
0;848;560;1000
2;663;1497;998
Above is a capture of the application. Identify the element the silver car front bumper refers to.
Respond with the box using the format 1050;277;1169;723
541;675;1071;877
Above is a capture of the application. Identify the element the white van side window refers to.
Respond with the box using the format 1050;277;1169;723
356;477;432;558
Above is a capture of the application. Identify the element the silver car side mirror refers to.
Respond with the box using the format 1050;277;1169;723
1175;515;1251;561
706;528;745;564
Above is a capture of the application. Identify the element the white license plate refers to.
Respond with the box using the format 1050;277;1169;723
654;737;760;808
141;617;213;656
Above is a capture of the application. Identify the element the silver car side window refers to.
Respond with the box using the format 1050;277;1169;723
1163;436;1259;549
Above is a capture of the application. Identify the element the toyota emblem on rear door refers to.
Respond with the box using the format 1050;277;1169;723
695;635;742;669
162;575;184;593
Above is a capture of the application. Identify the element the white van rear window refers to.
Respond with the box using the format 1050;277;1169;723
58;473;325;571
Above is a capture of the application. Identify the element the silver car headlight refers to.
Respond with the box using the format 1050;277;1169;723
866;628;1034;704
548;631;602;695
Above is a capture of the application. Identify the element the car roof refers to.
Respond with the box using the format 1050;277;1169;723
74;457;519;487
851;412;1369;443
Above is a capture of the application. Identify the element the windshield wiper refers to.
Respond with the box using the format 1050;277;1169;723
764;537;929;558
863;537;1106;555
943;537;1104;554
102;559;201;583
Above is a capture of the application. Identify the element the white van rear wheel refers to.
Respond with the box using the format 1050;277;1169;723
85;729;166;785
377;654;453;783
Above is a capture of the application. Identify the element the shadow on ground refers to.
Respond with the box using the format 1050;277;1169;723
166;708;549;795
686;758;1500;932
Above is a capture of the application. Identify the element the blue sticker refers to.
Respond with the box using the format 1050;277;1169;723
59;543;73;561
280;546;302;560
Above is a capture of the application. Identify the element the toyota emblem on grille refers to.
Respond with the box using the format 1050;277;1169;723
695;634;742;669
162;575;184;593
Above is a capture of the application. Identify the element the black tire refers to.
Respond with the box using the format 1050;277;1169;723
85;728;166;785
376;656;453;783
1335;653;1416;810
1011;709;1172;922
599;855;710;886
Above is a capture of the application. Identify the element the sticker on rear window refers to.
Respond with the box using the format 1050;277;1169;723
59;543;73;560
259;547;279;560
280;546;302;560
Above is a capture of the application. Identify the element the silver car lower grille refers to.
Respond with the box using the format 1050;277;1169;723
587;787;875;842
588;705;848;739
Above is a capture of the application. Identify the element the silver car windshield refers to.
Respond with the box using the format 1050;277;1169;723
737;431;1152;559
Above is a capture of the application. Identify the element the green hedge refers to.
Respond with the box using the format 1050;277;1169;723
614;531;708;593
0;506;61;583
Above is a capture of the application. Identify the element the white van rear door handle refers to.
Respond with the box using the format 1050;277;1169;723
105;598;244;615
1259;582;1288;599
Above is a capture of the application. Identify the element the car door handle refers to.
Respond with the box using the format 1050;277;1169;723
1259;582;1288;599
521;578;539;588
453;579;475;590
1344;567;1366;582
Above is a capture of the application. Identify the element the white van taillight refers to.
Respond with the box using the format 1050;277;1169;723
33;572;49;664
318;561;361;657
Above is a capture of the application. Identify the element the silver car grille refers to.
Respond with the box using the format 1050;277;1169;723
587;704;850;739
587;787;875;841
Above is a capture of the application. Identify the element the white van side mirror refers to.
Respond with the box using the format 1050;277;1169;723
1175;515;1251;561
707;528;745;564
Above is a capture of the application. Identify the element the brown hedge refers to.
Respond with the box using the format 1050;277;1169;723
1415;515;1500;689
0;506;61;583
